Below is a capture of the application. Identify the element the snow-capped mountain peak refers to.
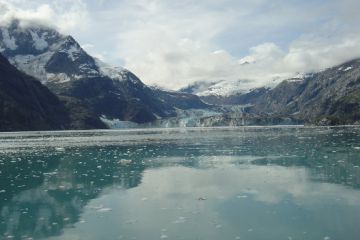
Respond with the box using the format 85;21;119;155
0;19;133;84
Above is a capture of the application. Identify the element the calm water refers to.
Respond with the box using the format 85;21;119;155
1;126;360;240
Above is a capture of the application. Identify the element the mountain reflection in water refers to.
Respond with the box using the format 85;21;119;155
0;127;360;240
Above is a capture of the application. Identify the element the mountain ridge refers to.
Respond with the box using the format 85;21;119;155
0;20;209;125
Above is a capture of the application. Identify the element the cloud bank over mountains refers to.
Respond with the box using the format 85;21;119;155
1;0;360;90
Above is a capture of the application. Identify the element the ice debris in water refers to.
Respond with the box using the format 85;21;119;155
173;216;187;224
324;237;331;240
118;159;132;165
97;207;112;213
160;234;168;239
237;194;248;199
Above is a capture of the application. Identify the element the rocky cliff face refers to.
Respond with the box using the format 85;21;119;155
249;59;360;124
0;53;107;131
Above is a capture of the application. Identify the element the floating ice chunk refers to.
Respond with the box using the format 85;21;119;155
118;159;132;165
236;194;248;199
97;208;112;213
324;237;331;240
173;216;187;224
160;234;168;239
235;237;241;240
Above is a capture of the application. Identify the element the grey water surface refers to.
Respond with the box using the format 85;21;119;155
1;126;360;240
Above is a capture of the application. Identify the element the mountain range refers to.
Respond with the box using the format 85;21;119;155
182;59;360;125
0;20;207;131
0;19;359;131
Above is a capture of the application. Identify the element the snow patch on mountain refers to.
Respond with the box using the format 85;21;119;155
29;30;48;51
11;53;53;83
95;59;127;81
59;44;81;62
185;79;262;97
1;29;17;50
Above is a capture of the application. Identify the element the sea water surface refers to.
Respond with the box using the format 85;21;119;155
1;126;360;240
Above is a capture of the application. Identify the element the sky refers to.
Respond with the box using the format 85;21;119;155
1;0;360;90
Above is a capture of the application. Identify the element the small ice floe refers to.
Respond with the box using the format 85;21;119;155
88;204;103;210
198;197;207;201
324;237;331;240
96;207;112;213
97;165;102;169
141;197;148;201
55;147;65;152
173;216;187;224
215;224;222;229
236;194;248;199
235;236;241;239
160;234;168;239
118;159;132;165
353;147;360;150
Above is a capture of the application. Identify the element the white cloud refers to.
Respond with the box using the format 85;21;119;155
0;0;89;32
105;0;360;90
1;0;360;90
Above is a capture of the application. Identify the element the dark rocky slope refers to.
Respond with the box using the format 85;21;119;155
0;54;106;131
250;59;360;125
185;59;360;125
